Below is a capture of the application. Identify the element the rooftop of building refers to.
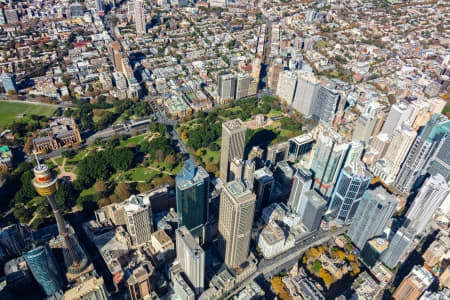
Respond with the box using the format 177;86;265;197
64;276;105;300
176;159;208;190
223;118;246;131
368;238;389;253
176;226;203;256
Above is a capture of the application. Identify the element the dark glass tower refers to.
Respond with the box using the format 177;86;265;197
176;159;210;239
24;245;64;297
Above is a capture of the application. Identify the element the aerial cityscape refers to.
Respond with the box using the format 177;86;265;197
0;0;448;299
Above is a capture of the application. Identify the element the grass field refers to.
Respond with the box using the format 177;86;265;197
117;167;160;182
0;101;57;126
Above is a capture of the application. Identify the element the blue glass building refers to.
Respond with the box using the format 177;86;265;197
0;73;17;92
175;159;210;238
24;245;64;297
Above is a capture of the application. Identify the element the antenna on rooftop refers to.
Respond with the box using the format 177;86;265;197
33;150;41;168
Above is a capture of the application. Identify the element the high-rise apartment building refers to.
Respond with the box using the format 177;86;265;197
108;41;124;74
380;124;417;184
313;86;340;125
291;71;321;117
235;74;250;100
69;3;84;18
328;163;371;224
276;71;297;105
395;114;450;192
24;245;64;297
5;9;18;23
405;174;449;235
218;181;256;268
176;226;205;295
219;119;247;183
218;74;236;101
301;190;327;232
287;168;313;215
123;194;153;246
348;187;398;249
0;224;27;257
393;265;434;300
176;160;210;238
381;102;413;137
134;0;146;35
268;59;284;89
343;141;364;169
310;129;350;200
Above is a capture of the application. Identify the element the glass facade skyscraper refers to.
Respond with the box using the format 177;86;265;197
328;163;371;224
176;159;210;238
24;245;64;297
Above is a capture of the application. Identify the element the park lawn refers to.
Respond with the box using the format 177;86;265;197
203;148;220;164
80;186;96;197
120;134;150;147
54;156;64;166
0;101;57;126
64;166;75;172
118;167;160;182
67;150;88;164
268;108;284;116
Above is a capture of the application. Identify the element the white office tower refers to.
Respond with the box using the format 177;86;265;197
218;74;236;101
287;168;313;215
235;74;250;100
381;124;417;183
175;226;205;295
343;141;364;169
348;187;398;249
134;0;146;35
291;71;321;117
352;114;377;144
220;119;247;183
380;102;412;136
276;71;297;105
123;194;153;246
218;180;256;268
405;174;450;235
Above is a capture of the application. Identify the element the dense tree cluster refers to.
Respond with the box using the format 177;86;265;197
74;147;134;189
280;116;302;131
141;136;175;160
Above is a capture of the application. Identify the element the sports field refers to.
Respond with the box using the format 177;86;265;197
0;101;57;125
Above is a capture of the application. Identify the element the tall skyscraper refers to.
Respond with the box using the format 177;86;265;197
381;227;414;269
218;74;236;101
253;167;274;213
310;129;350;200
0;73;17;92
32;158;87;276
352;114;377;144
381;102;413;137
123;194;153;246
343;140;364;169
380;124;417;184
218;180;256;268
219;119;247;183
276;71;297;105
395;114;450;192
427;132;450;181
393;265;434;300
301;190;327;232
348;187;398;249
0;224;27;257
134;0;146;35
175;226;205;295
291;71;321;117
404;174;449;235
287;168;313;215
313;86;340;125
176;159;210;238
24;245;64;297
235;73;250;100
328;163;371;224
